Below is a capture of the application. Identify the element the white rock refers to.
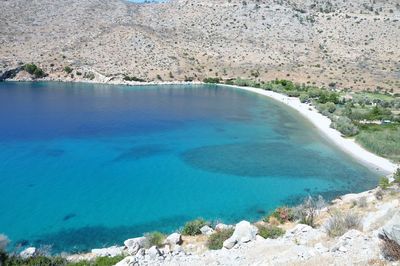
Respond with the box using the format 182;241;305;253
148;246;162;259
215;223;234;231
91;246;124;257
314;243;328;253
165;232;182;245
20;247;37;259
124;237;146;255
172;244;184;255
223;221;258;249
200;225;214;236
363;200;399;231
283;224;325;245
382;211;400;245
115;256;138;266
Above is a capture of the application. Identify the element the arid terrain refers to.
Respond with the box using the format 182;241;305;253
1;0;399;92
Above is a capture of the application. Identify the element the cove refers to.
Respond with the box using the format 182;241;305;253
0;82;380;253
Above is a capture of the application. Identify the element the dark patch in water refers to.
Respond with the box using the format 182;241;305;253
181;142;351;178
256;209;266;215
63;213;77;222
15;239;29;247
30;215;189;254
28;184;35;188
112;145;168;162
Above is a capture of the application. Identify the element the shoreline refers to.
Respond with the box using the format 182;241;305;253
4;78;397;173
223;84;398;174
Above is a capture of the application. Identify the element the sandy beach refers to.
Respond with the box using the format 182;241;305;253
225;84;398;174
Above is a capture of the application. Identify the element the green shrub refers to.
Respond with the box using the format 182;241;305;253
203;77;220;84
256;224;285;239
83;72;95;80
144;231;166;248
356;125;400;162
395;169;400;183
23;63;46;78
123;75;145;82
379;177;390;190
331;116;359;136
1;255;67;266
265;207;294;224
182;218;208;236
206;228;234;250
64;66;73;74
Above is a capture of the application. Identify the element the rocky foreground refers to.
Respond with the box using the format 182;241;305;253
17;177;400;265
1;0;400;92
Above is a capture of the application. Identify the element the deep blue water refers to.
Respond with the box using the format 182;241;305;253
0;82;380;253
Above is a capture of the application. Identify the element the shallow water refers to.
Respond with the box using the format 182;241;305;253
0;82;379;253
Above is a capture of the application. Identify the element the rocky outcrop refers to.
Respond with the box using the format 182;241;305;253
382;211;400;246
123;237;146;256
164;233;182;246
223;221;258;249
0;66;23;81
91;246;124;257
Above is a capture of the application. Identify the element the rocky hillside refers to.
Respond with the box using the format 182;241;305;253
1;0;399;91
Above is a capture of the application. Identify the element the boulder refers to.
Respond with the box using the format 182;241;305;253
283;224;325;245
223;221;258;249
148;246;162;259
124;237;146;255
91;246;124;257
382;211;400;245
200;225;214;236
363;200;399;231
20;247;37;259
165;233;182;246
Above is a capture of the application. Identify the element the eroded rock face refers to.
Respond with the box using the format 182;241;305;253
223;221;258;249
91;246;124;257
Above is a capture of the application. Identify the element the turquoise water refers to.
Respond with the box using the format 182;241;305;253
0;82;379;253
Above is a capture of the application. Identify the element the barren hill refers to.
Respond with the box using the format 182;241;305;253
1;0;399;91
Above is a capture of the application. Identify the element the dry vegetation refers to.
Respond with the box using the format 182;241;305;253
0;0;399;92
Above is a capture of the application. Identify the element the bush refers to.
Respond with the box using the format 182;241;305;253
356;196;368;208
394;169;400;183
379;177;390;190
206;228;234;250
123;75;145;82
83;72;95;80
1;255;67;266
23;63;46;78
144;231;165;248
256;224;285;239
64;66;73;74
265;207;294;224
331;116;359;136
182;218;208;236
203;77;220;84
379;232;400;261
293;195;326;227
325;211;361;237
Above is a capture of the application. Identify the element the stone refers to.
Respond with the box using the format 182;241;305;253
124;237;146;255
200;225;214;236
363;200;399;231
223;221;258;249
91;246;124;257
114;256;138;266
148;246;162;259
165;232;182;246
283;224;325;245
215;223;234;232
314;243;328;253
382;211;400;245
20;247;37;259
172;244;184;255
